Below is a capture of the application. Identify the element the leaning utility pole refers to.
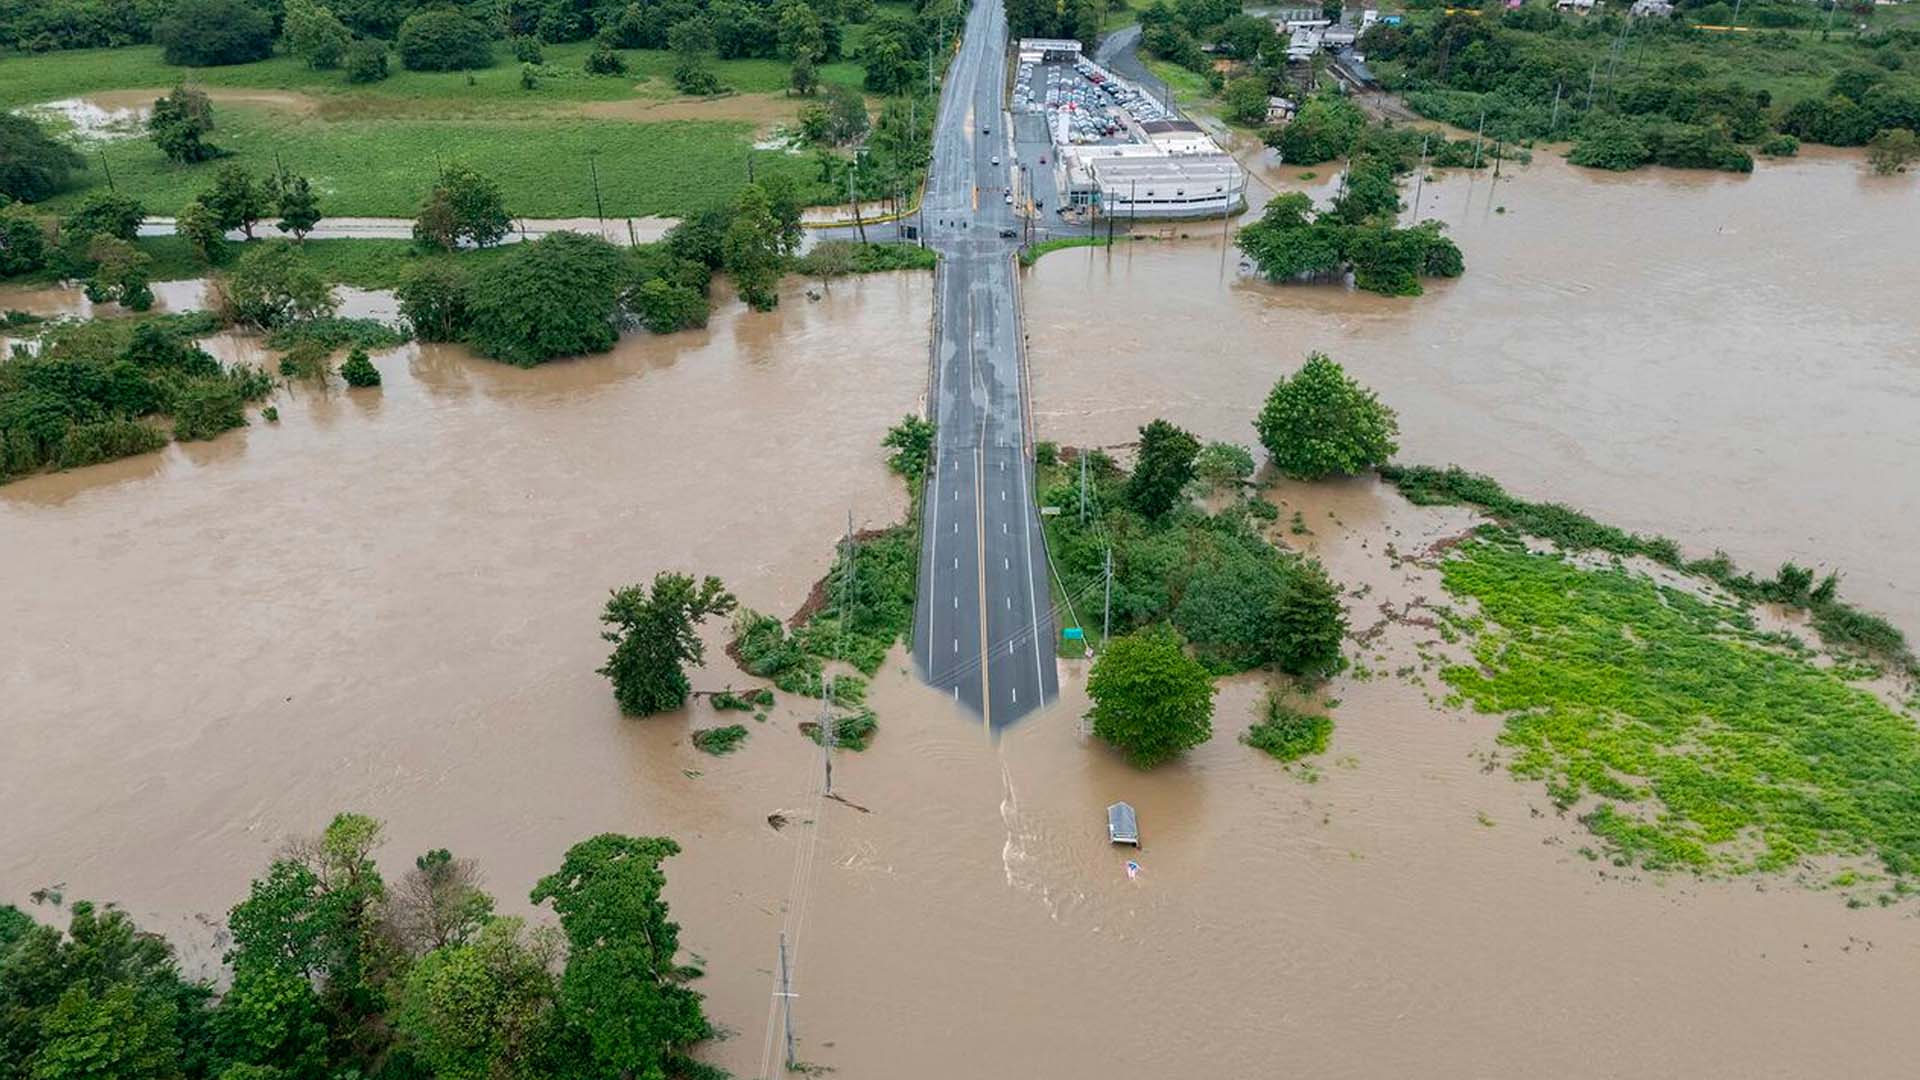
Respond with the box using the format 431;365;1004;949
1549;81;1564;138
588;152;606;226
1412;134;1429;218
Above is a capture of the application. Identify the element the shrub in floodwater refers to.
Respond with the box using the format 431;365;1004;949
338;347;381;388
690;724;749;755
801;709;877;751
1243;694;1332;762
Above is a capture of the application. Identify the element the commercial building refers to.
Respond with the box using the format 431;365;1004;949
1016;43;1248;219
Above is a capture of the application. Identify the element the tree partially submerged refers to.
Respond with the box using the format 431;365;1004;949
465;231;628;365
1086;626;1217;767
1254;352;1398;480
598;572;739;716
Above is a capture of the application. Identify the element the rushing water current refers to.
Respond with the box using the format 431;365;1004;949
5;151;1920;1078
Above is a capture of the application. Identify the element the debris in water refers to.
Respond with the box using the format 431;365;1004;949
768;812;789;831
1124;860;1141;880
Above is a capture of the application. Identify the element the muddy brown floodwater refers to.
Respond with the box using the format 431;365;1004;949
5;152;1920;1080
1029;148;1920;639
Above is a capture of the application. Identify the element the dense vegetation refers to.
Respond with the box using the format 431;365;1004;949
1243;693;1333;762
1255;353;1400;479
1040;425;1348;679
1439;529;1920;890
0;814;717;1080
1238;103;1471;296
0;314;271;482
1360;3;1920;172
1381;463;1917;675
1087;625;1219;766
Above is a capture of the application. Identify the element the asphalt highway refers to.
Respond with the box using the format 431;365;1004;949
911;0;1058;727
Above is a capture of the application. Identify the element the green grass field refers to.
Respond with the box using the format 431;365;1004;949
67;110;829;218
2;38;880;217
1442;531;1920;893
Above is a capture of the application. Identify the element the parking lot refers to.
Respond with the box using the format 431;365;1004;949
1011;57;1172;147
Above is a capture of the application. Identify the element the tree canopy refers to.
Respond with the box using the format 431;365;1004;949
0;115;85;204
1125;418;1200;519
153;0;273;66
397;10;496;71
464;231;629;365
598;572;739;716
1086;626;1217;767
1254;352;1399;480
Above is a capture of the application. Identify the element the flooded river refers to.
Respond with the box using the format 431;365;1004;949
1029;148;1920;638
6;152;1920;1079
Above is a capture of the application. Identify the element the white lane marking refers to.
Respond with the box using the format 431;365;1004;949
953;522;958;534
1004;557;1009;569
1006;597;1011;609
1002;523;1008;534
953;638;959;653
953;557;959;569
1012;687;1018;704
953;596;958;609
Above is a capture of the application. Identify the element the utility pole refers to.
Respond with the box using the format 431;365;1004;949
847;163;867;244
1472;107;1486;168
1102;545;1112;644
1549;81;1564;138
1078;452;1088;526
1412;134;1428;218
778;931;797;1071
98;149;115;192
1585;61;1598;112
588;152;606;226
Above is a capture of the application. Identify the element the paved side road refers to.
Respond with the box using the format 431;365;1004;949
912;0;1058;727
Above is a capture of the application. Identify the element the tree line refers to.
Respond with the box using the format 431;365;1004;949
0;815;719;1080
1362;5;1920;173
1237;105;1467;298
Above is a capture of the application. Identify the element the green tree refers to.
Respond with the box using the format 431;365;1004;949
881;414;934;477
669;18;722;94
284;0;351;69
585;41;628;74
30;984;182;1080
1223;75;1271;126
154;0;272;66
790;53;819;96
465;231;629;365
631;277;710;334
824;82;870;143
397;11;496;71
63;191;146;242
394;918;559;1080
1086;626;1217;767
82;235;155;311
224;813;391;1054
176;198;229;265
722;183;784;311
1266;93;1364;164
1193;440;1254;490
598;572;737;716
344;40;390;84
529;835;712;1079
271;171;322;241
204;164;270;240
1266;557;1345;676
212;964;328;1079
338;347;381;387
1328;157;1400;226
148;86;218;165
1254;353;1398;479
395;262;468;342
413;164;511;251
217;240;336;328
1;209;50;276
1125;418;1200;519
1867;128;1919;174
0;114;86;204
